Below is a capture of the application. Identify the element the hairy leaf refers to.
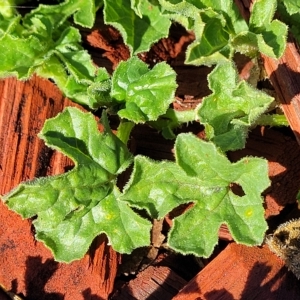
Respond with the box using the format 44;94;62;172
121;133;269;257
0;33;46;78
277;1;300;46
24;0;97;28
249;0;287;58
3;107;151;262
104;0;171;54
158;0;286;65
249;0;277;31
197;62;273;152
111;57;177;123
0;1;101;107
280;0;300;15
0;0;21;18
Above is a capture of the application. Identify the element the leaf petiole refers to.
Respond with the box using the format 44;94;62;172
117;119;135;145
254;114;289;127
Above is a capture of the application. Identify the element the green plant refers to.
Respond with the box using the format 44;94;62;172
0;0;292;262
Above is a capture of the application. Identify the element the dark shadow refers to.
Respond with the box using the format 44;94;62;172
269;62;300;104
10;279;18;294
242;261;300;299
202;262;274;299
81;288;104;300
110;250;203;300
35;147;54;178
228;125;300;213
88;234;115;283
241;262;273;299
205;288;235;299
24;256;64;300
43;132;89;157
268;59;300;143
170;256;300;299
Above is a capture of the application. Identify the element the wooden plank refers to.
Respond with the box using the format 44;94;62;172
236;0;300;145
0;76;118;300
174;243;300;299
111;265;187;299
262;40;300;145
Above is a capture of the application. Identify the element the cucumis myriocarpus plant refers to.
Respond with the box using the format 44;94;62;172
0;0;292;262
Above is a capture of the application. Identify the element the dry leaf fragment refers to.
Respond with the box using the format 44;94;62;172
266;218;300;279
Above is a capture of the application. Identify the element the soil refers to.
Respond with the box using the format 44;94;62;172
1;2;300;299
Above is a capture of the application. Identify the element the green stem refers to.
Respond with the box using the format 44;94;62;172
117;120;135;145
165;108;197;123
148;108;197;139
255;114;289;127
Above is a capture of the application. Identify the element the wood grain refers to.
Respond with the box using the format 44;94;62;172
0;76;118;299
236;0;300;145
174;243;300;299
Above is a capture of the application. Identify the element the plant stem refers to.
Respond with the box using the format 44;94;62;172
255;114;289;127
117;120;135;145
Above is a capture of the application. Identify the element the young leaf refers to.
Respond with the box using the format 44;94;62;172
185;13;233;66
197;62;274;152
0;9;100;107
158;0;200;29
3;107;152;262
249;0;277;31
255;20;288;59
0;33;46;79
34;25;98;107
54;27;96;83
280;0;300;15
0;0;104;108
87;68;112;107
111;56;177;123
148;108;197;139
0;0;20;18
158;0;286;65
249;0;288;58
121;133;269;257
166;0;249;65
170;133;269;256
24;0;97;28
277;1;300;46
104;0;171;54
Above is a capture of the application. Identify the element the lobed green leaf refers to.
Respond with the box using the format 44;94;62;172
111;57;177;123
104;0;171;54
280;0;300;15
121;133;269;257
0;1;101;107
197;62;274;152
0;33;46;79
158;0;286;65
249;0;287;58
24;0;97;28
3;107;152;262
277;1;300;46
249;0;277;32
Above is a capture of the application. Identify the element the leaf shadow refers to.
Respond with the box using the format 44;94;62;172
24;256;64;300
81;288;104;300
9;254;109;300
267;60;300;144
174;259;300;299
44;131;90;157
133;15;151;54
269;62;300;104
227;125;300;214
111;252;201;299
